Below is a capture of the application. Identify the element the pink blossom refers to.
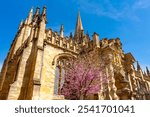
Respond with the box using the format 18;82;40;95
61;56;107;100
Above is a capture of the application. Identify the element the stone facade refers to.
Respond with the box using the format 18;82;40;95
0;7;150;100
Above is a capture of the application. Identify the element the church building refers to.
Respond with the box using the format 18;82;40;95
0;7;150;100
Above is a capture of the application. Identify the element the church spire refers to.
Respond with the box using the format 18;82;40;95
74;11;84;39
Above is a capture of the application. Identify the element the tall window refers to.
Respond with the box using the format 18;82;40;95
54;57;69;95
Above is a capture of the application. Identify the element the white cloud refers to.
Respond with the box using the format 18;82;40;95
133;0;150;9
74;0;150;21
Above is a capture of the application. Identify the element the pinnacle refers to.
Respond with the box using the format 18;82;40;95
30;7;33;13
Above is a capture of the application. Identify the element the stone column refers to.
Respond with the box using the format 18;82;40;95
32;13;46;99
103;67;112;100
107;63;119;100
127;73;134;100
101;47;118;100
130;66;137;99
31;46;44;100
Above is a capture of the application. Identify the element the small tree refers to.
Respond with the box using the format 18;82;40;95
61;51;107;100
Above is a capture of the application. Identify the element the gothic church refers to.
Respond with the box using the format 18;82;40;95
0;7;150;100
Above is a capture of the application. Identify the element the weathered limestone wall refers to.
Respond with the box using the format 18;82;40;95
39;44;67;99
0;56;20;99
13;27;25;55
7;43;32;100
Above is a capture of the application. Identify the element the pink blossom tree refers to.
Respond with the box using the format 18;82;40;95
61;53;107;100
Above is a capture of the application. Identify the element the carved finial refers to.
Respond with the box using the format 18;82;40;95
41;6;47;22
24;18;28;24
60;24;64;38
18;20;23;30
27;7;33;24
35;7;40;16
33;7;40;23
92;32;100;48
42;6;46;15
29;7;33;14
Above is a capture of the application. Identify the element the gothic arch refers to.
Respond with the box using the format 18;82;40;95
53;52;76;95
52;52;76;65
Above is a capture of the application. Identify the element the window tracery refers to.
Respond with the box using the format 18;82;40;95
54;56;70;95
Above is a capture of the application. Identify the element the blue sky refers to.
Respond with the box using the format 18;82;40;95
0;0;150;71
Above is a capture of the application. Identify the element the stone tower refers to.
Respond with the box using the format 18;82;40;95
0;7;150;100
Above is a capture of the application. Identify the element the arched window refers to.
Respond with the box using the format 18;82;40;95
54;57;69;95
